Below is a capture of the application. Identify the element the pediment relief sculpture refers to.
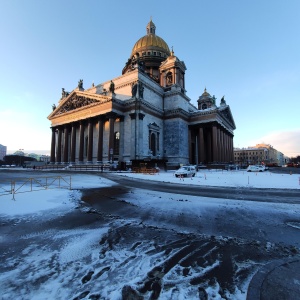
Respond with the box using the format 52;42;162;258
56;94;100;115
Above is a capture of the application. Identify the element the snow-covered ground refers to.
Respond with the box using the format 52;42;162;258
0;173;116;216
114;168;300;189
0;169;299;300
1;169;299;216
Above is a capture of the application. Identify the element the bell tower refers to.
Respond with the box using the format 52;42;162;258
197;88;217;110
159;48;186;90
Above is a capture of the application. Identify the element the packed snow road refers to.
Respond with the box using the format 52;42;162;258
102;172;300;204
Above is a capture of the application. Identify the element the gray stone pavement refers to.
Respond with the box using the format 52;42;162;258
247;258;300;300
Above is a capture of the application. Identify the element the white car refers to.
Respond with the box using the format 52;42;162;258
175;166;196;177
246;165;265;172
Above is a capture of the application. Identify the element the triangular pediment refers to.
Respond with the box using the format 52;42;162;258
56;93;100;115
160;55;186;71
48;91;110;119
219;106;236;129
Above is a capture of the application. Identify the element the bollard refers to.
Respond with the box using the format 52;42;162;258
11;181;16;200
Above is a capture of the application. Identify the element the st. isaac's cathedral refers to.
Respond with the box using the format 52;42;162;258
48;20;236;169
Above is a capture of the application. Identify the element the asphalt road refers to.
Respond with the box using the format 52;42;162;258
1;168;300;204
102;172;300;204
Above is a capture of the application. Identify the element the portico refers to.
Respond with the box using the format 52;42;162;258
50;112;123;165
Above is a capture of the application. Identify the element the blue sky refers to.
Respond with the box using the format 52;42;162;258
0;0;299;157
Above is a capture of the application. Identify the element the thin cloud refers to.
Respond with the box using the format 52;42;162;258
251;130;300;157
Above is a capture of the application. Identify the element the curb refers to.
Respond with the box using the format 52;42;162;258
246;258;300;300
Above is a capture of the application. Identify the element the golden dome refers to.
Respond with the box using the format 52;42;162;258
131;34;170;57
130;20;170;57
198;88;213;101
201;88;210;97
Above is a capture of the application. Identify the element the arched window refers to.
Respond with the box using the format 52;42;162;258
148;122;160;158
114;131;120;155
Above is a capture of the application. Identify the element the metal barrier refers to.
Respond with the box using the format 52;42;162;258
0;176;72;200
35;164;112;171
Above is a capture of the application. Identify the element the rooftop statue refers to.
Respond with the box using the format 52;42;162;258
109;80;115;93
220;96;226;105
78;79;83;89
212;95;216;105
61;88;69;98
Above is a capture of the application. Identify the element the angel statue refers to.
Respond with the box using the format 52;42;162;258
78;79;83;89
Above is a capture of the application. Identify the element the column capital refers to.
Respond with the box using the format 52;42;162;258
106;112;118;120
129;113;136;120
138;113;145;120
79;120;87;126
98;115;105;122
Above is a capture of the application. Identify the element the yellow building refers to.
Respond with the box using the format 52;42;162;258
234;144;284;166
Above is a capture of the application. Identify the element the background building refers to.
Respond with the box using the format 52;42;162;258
0;144;7;161
234;143;285;167
48;20;236;169
234;147;268;167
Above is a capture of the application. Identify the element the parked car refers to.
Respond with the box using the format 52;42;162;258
174;166;196;177
246;165;265;172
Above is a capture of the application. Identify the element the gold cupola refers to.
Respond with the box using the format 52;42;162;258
130;20;170;58
122;19;170;82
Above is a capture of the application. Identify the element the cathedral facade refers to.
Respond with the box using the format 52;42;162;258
48;20;236;168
